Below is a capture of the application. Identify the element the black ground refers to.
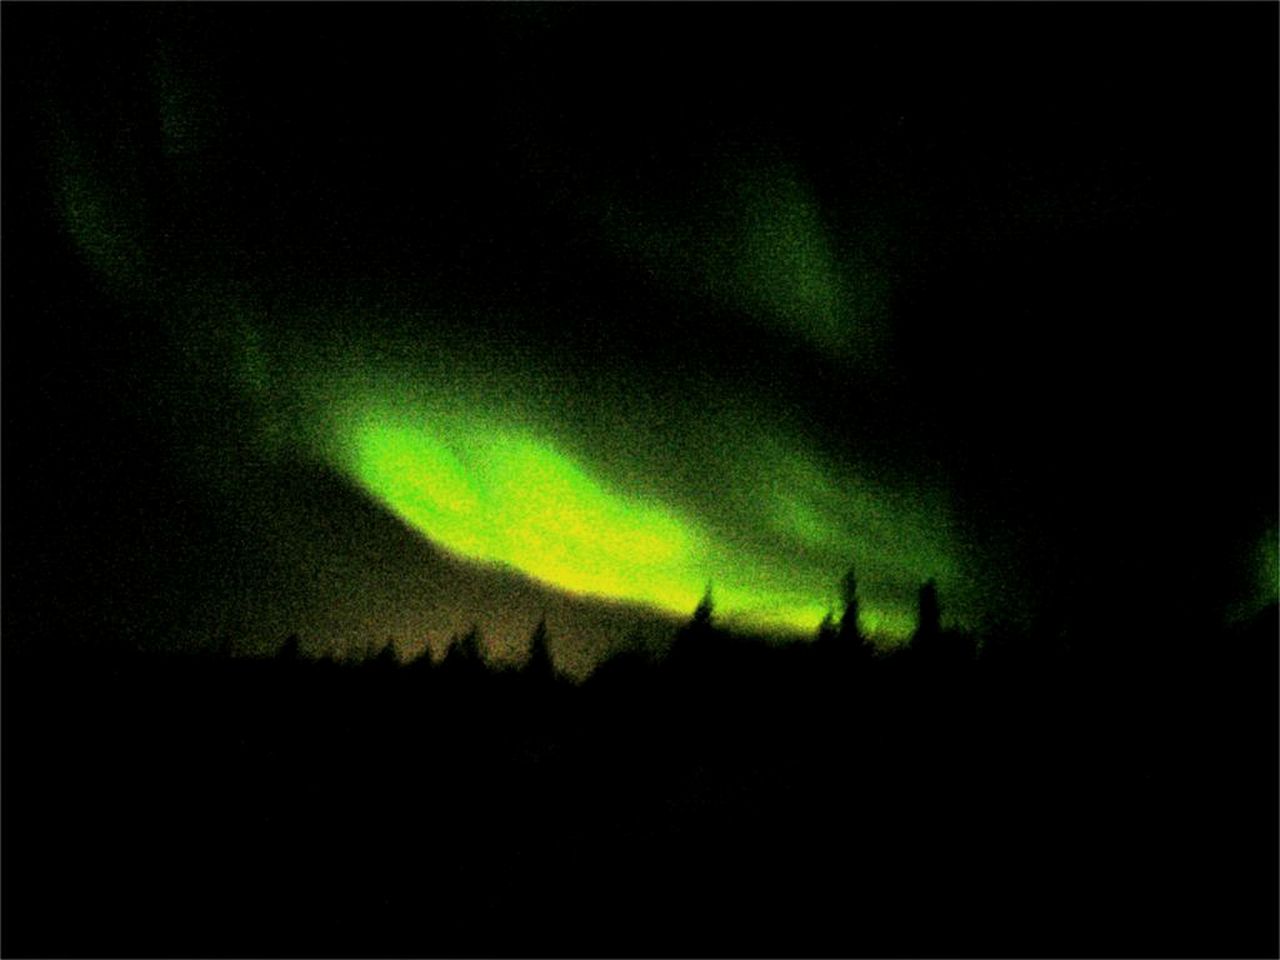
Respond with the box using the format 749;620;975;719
4;607;1277;958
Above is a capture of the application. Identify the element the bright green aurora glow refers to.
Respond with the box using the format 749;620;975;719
54;123;964;649
295;343;964;641
347;414;710;617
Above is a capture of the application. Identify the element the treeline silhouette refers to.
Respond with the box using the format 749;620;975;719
3;579;1276;959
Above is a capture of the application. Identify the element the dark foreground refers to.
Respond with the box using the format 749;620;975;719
4;610;1277;959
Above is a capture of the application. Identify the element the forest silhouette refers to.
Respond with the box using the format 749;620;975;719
3;572;1277;959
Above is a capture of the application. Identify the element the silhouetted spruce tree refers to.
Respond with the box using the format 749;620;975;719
407;638;434;675
824;567;873;667
693;584;714;630
462;625;483;661
372;637;398;670
911;579;974;667
675;584;717;668
277;634;301;662
525;616;554;683
838;568;860;643
444;625;484;672
816;610;838;645
914;580;942;649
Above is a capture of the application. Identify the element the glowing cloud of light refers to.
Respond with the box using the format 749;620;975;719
345;412;710;618
53;119;965;646
314;373;958;640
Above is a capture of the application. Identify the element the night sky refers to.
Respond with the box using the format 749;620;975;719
4;2;1277;673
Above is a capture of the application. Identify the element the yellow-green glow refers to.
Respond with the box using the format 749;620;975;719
49;125;962;645
857;606;919;645
346;413;710;618
334;402;942;640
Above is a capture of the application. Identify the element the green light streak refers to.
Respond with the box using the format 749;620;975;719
734;171;849;357
598;160;892;368
1255;524;1279;607
346;413;709;616
327;382;955;641
54;131;151;295
50;121;964;645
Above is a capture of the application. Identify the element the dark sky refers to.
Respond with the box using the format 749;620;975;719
4;3;1276;670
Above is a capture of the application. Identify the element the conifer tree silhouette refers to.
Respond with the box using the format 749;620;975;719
444;625;484;672
372;637;398;670
913;580;948;663
526;616;554;683
816;610;838;645
460;625;482;661
692;584;715;629
407;636;434;674
277;634;301;662
838;567;862;647
675;584;717;667
917;580;941;642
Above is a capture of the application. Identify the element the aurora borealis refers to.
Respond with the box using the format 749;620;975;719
6;1;1276;670
221;292;960;648
347;412;710;621
323;372;948;638
39;36;969;651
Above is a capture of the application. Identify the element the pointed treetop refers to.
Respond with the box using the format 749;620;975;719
817;609;838;644
278;634;301;661
838;567;862;645
841;567;859;610
917;580;941;638
527;615;554;677
693;583;715;625
374;636;398;667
